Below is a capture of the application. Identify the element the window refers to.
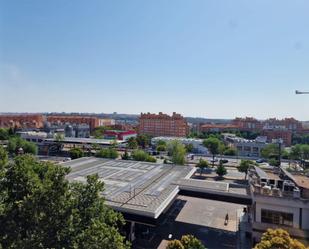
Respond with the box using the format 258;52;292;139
261;209;293;227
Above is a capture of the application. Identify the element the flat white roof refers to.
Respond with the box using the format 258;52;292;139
63;157;195;218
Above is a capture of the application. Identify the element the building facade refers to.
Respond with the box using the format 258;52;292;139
262;129;292;147
0;114;44;129
249;166;309;244
138;112;189;137
104;130;137;141
232;117;263;132
46;115;99;131
223;134;268;158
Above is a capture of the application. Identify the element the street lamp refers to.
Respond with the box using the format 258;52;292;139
295;90;309;94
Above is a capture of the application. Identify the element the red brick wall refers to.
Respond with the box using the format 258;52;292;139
0;114;44;129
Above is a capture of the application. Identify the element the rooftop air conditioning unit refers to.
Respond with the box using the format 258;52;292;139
293;187;301;198
272;188;280;196
262;186;271;195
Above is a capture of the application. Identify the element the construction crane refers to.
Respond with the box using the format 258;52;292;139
295;90;309;94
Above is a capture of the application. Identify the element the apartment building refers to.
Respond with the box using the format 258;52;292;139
232;117;263;132
0;114;44;129
264;118;303;133
138;112;189;137
46;115;99;131
262;129;292;147
223;134;268;158
249;166;309;244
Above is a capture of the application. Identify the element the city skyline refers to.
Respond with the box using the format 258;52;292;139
1;0;309;119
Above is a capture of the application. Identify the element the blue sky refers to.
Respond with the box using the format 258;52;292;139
1;0;309;119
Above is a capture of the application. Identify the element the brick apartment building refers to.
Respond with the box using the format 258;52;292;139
262;129;293;146
232;117;263;132
138;112;189;137
46;115;99;131
0;114;44;129
199;123;239;133
263;118;303;133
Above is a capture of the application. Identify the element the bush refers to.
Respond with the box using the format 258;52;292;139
216;162;227;177
96;148;118;159
69;148;84;159
132;150;157;163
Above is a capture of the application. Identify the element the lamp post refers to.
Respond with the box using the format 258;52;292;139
295;90;309;94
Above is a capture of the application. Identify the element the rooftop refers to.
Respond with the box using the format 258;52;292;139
63;157;195;218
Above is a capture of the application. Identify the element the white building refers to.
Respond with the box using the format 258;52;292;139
223;134;268;158
151;136;208;154
17;131;50;144
248;166;309;244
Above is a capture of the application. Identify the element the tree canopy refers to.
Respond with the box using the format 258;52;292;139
166;235;206;249
136;135;151;149
254;229;308;249
203;137;222;167
167;141;186;165
131;149;156;163
96;148;119;159
237;160;253;179
127;137;138;149
216;162;227;178
7;137;38;155
196;159;209;176
0;152;129;249
69;147;84;159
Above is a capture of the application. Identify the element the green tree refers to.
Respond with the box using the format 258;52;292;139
0;146;8;172
131;149;156;162
69;147;84;159
0;154;129;249
127;137;138;149
166;240;185;249
203;137;222;167
254;228;307;249
196;159;209;176
224;147;237;156
166;235;206;249
96;148;118;159
185;143;194;153
0;128;9;140
7;137;37;155
260;144;279;159
121;150;130;160
237;160;252;179
136;135;151;149
180;235;205;249
167;141;186;165
216;162;227;178
157;144;166;151
156;140;167;151
55;133;64;142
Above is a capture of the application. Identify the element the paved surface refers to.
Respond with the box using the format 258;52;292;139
133;196;247;249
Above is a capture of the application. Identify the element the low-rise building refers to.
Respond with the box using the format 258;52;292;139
151;136;207;154
104;130;137;141
223;134;268;158
249;166;309;244
98;118;116;127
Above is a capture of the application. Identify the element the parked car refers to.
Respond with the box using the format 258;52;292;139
256;159;265;163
